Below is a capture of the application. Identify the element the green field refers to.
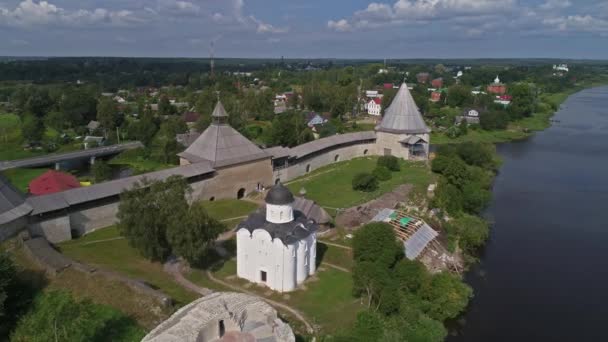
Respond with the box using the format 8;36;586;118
200;199;259;230
286;156;433;214
58;226;198;307
197;257;362;334
108;148;174;174
1;167;49;193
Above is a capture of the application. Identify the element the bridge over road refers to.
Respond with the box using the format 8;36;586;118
0;142;143;171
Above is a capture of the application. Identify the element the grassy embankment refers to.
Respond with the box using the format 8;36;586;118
286;156;434;215
57;223;360;336
186;240;360;335
432;81;608;145
1;239;160;336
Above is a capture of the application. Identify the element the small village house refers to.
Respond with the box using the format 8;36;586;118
367;97;382;116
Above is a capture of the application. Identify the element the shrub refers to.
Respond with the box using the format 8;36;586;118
377;155;400;171
372;166;392;181
352;172;379;192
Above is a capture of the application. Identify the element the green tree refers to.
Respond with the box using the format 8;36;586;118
419;273;472;321
372;166;392;181
402;315;447;342
462;182;492;214
158;96;176;116
377;155;400;171
351;310;384;342
446;214;490;253
442;157;470;189
92;161;112;183
352;172;379;192
447;85;472;107
21;114;45;144
268;111;314;147
117;176;190;261
353;223;402;270
150;117;187;164
96;97;118;135
166;202;225;265
10;290;143;342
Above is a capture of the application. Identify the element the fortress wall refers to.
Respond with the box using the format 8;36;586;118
273;142;377;184
0;216;28;242
69;202;120;237
29;215;72;243
191;158;273;201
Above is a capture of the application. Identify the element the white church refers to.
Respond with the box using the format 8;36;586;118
236;184;317;292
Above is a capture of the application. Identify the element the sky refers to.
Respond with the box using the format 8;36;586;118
0;0;606;59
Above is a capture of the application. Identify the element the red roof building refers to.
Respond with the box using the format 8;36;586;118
29;170;81;196
383;83;394;89
430;91;443;102
416;73;430;84
182;112;201;124
431;78;444;88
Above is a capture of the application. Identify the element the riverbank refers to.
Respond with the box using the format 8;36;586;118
431;80;608;145
449;85;608;341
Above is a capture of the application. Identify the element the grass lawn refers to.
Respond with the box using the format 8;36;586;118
317;242;353;270
198;258;362;334
286;156;433;214
1;167;49;193
1;239;167;333
201;199;259;231
58;226;198;307
201;199;259;221
108;148;174;174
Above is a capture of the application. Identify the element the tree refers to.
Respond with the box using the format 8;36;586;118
117;176;190;261
372;166;392;181
377;155;400;171
158;96;176;116
401;315;447;342
44;111;68;131
21;114;45;144
447;85;472;107
418;273;472;321
351;310;385;342
431;178;463;215
352;173;379;192
150;117;187;164
268;111;314;147
462;182;492;214
480;110;508;130
0;252;29;337
166;202;225;265
446;214;490;253
10;290;143;342
96;97;118;135
353;223;402;269
442;157;470;189
92;161;112;183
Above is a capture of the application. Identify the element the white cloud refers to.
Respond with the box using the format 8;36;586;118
0;0;143;28
340;0;517;29
327;19;352;32
543;15;608;34
251;15;288;33
158;0;200;16
539;0;572;11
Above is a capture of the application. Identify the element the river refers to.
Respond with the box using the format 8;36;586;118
450;86;608;341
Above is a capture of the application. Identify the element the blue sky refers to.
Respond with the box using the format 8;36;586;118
0;0;606;59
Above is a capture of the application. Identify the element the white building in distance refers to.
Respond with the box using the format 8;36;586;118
236;183;317;292
367;98;382;116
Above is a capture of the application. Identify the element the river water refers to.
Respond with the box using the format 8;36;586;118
450;86;608;341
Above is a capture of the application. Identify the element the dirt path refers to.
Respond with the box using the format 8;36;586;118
163;258;213;297
319;240;352;250
321;262;351;273
205;268;315;334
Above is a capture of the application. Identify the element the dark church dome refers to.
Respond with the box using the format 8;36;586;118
265;183;294;205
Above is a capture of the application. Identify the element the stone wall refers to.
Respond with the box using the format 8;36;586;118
29;215;71;243
0;216;27;242
191;158;273;201
69;202;120;237
273;142;377;184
